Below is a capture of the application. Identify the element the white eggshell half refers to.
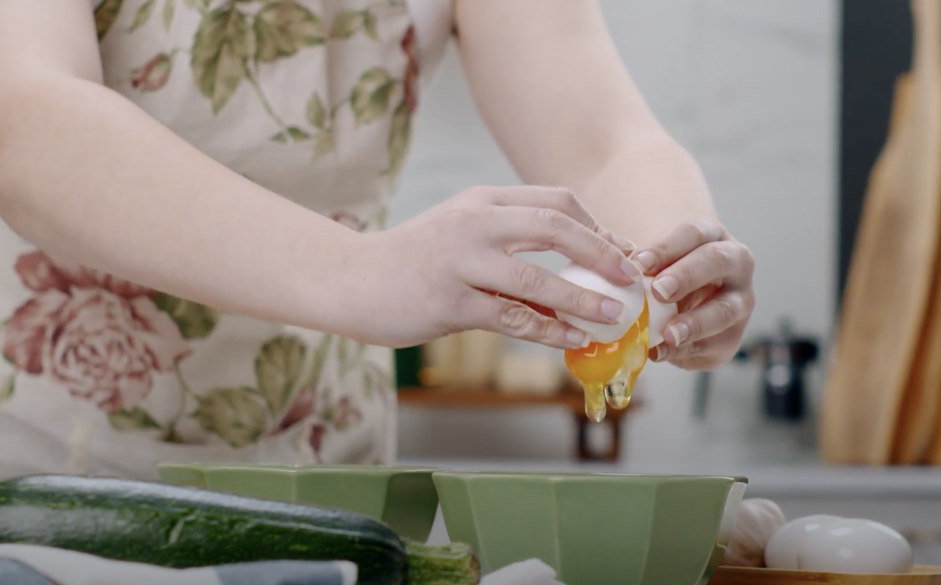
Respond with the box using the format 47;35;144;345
796;518;913;575
642;277;678;348
555;262;645;343
764;515;842;570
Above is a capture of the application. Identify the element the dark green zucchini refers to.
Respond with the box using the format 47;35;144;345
0;475;479;585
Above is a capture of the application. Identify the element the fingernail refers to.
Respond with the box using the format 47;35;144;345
652;275;679;301
620;258;641;280
601;298;623;320
566;329;588;348
635;251;657;273
650;345;667;362
668;322;690;346
612;234;636;253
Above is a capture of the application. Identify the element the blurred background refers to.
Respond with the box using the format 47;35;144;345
387;0;941;560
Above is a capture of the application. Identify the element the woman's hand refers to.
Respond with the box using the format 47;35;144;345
351;186;641;349
633;221;755;370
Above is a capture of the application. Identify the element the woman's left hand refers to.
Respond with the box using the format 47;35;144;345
632;221;755;370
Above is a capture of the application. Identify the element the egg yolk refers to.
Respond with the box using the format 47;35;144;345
565;296;650;422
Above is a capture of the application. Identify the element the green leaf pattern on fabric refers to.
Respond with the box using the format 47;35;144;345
163;0;176;31
255;335;306;413
191;6;257;113
95;0;125;39
153;293;220;340
350;68;395;126
306;93;328;129
195;387;269;447
0;374;14;404
254;0;325;63
108;408;161;431
330;9;364;39
130;0;157;32
94;0;415;175
386;100;411;178
270;126;312;143
71;0;411;454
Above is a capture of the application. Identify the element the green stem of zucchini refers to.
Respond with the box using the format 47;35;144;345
404;540;480;585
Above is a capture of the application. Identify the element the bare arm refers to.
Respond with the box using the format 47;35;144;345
0;0;365;336
456;0;755;368
454;0;718;249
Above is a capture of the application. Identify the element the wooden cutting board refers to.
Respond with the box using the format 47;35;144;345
891;68;941;464
711;566;941;585
926;325;941;462
820;0;941;465
928;379;941;463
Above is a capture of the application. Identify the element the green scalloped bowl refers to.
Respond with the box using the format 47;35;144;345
157;463;440;542
433;471;748;585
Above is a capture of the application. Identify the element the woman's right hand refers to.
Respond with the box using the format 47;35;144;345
349;186;641;349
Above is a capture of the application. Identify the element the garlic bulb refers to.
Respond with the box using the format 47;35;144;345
721;498;787;568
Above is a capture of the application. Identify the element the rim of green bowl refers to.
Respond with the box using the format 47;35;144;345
157;462;442;472
432;470;748;483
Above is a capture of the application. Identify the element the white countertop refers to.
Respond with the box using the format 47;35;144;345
399;458;941;499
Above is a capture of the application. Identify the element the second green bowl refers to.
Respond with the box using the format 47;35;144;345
158;462;440;542
433;471;747;585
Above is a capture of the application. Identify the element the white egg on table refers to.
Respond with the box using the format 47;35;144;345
796;518;913;575
764;514;842;570
555;262;677;345
720;498;787;568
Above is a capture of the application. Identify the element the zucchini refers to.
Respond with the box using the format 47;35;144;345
0;475;479;585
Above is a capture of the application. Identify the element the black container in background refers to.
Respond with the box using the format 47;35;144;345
735;320;819;422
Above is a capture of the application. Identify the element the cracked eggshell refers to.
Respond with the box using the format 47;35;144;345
555;262;679;346
555;262;645;344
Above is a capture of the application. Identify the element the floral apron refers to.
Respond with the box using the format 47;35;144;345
0;0;451;480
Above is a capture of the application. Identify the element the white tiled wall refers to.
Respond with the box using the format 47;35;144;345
392;0;840;466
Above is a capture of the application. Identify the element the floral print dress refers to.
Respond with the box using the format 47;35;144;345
0;0;453;480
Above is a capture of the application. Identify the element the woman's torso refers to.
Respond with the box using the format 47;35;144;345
0;0;452;479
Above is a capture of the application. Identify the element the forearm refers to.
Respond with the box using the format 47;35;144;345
454;0;719;248
579;132;718;249
0;74;364;335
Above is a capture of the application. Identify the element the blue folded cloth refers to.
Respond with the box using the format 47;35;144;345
215;561;353;585
0;544;358;585
0;558;57;585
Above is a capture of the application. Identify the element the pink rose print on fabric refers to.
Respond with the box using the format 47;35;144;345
308;396;365;460
273;386;365;461
2;251;192;413
309;424;327;461
14;252;152;298
401;26;419;115
333;396;363;431
131;53;173;92
268;385;318;436
2;290;70;375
